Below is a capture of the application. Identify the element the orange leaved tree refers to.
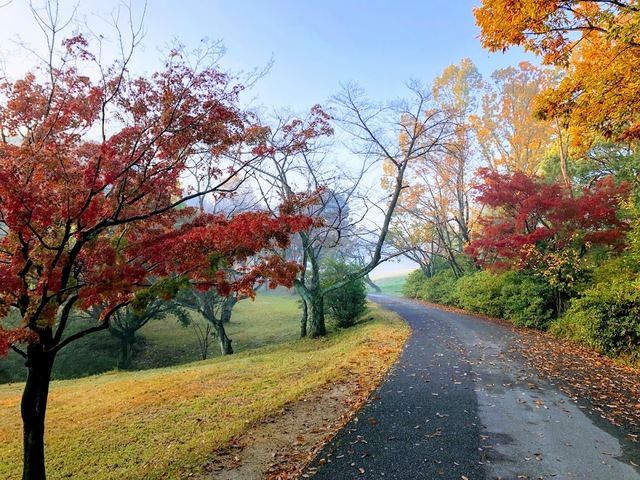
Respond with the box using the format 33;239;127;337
474;0;640;146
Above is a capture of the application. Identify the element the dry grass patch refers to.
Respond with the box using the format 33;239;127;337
0;303;408;479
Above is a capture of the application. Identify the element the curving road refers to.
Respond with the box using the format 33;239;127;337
304;295;640;479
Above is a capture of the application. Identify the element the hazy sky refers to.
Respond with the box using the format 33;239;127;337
0;0;535;276
145;0;534;109
0;0;534;111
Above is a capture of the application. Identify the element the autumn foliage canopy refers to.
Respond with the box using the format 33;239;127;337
467;169;630;271
475;0;640;146
0;36;310;357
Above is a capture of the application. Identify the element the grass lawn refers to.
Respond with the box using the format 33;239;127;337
0;289;304;383
132;289;304;371
0;296;409;479
370;273;409;297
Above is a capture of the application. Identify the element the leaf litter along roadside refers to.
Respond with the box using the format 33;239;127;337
199;379;366;480
415;298;640;443
514;327;640;441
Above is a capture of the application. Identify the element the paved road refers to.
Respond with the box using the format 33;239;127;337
305;295;640;479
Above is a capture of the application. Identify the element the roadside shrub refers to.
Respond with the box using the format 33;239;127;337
404;269;458;305
403;269;428;299
455;270;509;318
501;272;555;329
548;311;590;345
559;272;640;359
425;270;459;306
322;258;367;328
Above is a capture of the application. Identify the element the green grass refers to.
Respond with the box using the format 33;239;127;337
0;289;304;383
370;273;409;297
131;289;303;371
0;300;409;479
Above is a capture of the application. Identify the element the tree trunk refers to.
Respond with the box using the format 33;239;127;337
221;296;238;324
215;321;233;355
364;274;382;293
295;232;327;338
555;119;572;192
119;332;135;369
21;346;56;480
307;292;326;339
300;298;308;338
295;281;327;338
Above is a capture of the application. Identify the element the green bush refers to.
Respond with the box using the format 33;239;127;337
561;276;640;359
405;267;563;329
322;258;368;328
550;257;640;360
548;311;590;344
403;269;458;306
501;272;555;329
455;269;556;328
455;270;509;318
425;270;459;305
403;269;427;299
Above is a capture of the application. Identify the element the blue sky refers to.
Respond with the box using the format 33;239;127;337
144;0;535;110
1;0;535;111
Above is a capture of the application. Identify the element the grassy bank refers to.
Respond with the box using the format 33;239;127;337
0;301;409;479
370;273;409;297
0;289;303;383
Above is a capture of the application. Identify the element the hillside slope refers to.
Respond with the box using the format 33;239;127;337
0;304;409;479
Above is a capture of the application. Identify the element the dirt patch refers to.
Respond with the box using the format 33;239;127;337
193;381;362;480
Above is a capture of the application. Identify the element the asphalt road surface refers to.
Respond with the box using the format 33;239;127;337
304;295;640;479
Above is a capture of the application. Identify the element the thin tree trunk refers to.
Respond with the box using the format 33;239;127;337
555;119;572;191
21;346;55;480
215;321;233;355
300;299;308;338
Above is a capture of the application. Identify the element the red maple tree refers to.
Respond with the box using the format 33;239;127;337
467;169;630;271
0;36;310;480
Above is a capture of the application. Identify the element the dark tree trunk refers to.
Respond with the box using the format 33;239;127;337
300;299;308;338
119;332;135;369
364;274;382;293
215;321;233;355
221;296;238;324
21;345;56;480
